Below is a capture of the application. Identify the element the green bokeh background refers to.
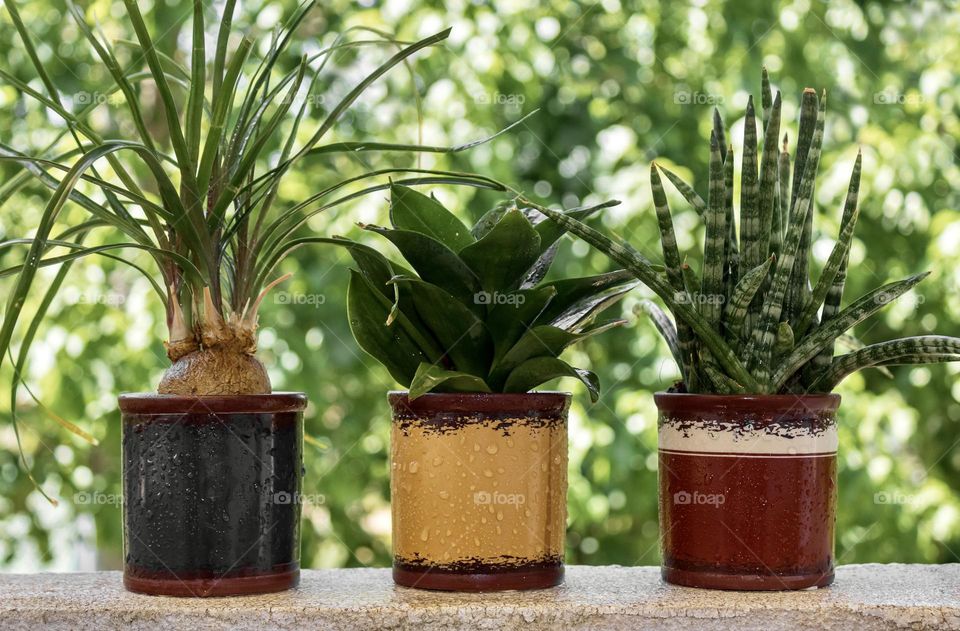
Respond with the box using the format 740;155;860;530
1;0;958;571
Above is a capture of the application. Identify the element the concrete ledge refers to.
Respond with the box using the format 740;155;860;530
2;565;958;630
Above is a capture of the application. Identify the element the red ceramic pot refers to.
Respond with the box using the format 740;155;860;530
656;392;839;590
119;393;306;597
389;391;569;591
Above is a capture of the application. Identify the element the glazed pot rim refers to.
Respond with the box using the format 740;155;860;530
388;390;571;415
118;391;307;414
654;391;840;414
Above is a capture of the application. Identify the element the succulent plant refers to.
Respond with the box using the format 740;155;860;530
339;185;636;400
539;69;960;394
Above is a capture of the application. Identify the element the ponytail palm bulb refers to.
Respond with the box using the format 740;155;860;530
342;185;636;400
540;69;960;394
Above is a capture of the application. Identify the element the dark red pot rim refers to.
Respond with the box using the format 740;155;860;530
118;392;307;415
389;391;570;415
654;391;840;414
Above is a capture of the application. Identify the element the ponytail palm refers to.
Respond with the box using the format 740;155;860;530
0;0;511;399
540;70;960;394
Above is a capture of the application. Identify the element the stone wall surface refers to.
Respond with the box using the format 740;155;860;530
1;564;959;630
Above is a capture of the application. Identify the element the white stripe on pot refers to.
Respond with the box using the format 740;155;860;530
658;421;838;455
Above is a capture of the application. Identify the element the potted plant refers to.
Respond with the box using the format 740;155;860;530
339;184;634;590
538;70;960;590
0;2;501;596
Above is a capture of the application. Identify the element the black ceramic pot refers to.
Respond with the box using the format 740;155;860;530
119;392;305;597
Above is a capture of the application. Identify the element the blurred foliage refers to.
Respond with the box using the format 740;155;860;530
1;0;958;571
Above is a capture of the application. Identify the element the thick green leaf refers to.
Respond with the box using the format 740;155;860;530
347;270;430;386
409;363;492;399
390;277;493;377
503;357;600;402
535;270;636;325
459;210;541;293
389;185;474;252
471;200;514;240
363;225;481;305
487;285;557;362
546;278;637;332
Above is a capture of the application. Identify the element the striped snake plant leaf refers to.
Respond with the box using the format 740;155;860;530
701;130;727;327
637;301;684;376
536;205;757;390
761;67;773;132
785;90;823;325
738;96;761;282
774;133;791;251
752;91;782;282
811;336;960;391
790;89;820;212
769;272;930;391
679;259;705;387
713;108;728;163
743;155;815;383
774;321;795;357
650;164;686;295
806;150;864;377
651;163;695;381
722;254;774;345
702;361;747;394
657;166;739;263
530;199;619;252
794;154;863;339
747;91;824;382
723;143;739;297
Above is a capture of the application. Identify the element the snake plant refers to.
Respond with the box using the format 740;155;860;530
0;1;514;498
341;184;636;400
539;69;960;394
